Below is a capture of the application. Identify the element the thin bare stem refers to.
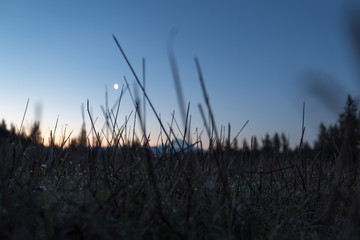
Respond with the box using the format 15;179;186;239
19;98;29;135
143;58;146;138
194;57;219;142
231;120;249;146
113;35;176;152
168;29;186;127
87;99;101;146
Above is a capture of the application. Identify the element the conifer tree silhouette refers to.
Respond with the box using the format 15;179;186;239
273;133;281;153
251;136;259;153
262;133;272;154
78;103;87;147
232;137;238;150
339;95;359;147
280;133;289;153
29;121;41;144
0;119;9;138
339;95;359;176
242;139;249;152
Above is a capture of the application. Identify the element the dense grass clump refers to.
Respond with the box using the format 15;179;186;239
0;129;359;239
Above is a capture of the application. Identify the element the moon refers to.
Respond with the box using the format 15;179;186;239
114;83;119;90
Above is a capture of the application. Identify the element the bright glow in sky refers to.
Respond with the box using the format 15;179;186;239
1;1;359;148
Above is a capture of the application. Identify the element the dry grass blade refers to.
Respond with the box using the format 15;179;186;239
142;58;146;137
231;120;249;146
170;111;184;138
194;57;219;142
182;102;191;149
168;29;187;128
299;102;306;149
52;115;59;144
113;34;176;152
19;98;29;135
198;103;211;142
87;99;101;145
110;85;125;144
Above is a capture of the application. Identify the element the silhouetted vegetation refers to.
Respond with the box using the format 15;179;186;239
2;8;360;237
314;95;360;166
1;62;360;240
1;92;360;239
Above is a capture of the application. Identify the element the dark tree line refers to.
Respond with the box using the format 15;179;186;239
0;119;43;146
227;95;360;166
1;94;359;161
314;95;360;164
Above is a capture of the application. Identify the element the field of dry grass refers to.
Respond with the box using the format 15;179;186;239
1;126;359;239
1;37;360;239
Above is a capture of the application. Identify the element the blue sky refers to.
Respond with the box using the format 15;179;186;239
1;1;359;148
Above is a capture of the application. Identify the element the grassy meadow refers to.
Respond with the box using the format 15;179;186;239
1;37;360;240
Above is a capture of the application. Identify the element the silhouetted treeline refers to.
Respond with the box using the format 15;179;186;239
1;94;359;164
0;119;50;150
313;95;360;164
216;95;360;167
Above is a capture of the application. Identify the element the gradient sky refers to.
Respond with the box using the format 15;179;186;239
1;1;360;148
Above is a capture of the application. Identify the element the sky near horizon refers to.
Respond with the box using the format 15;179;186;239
1;1;360;148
